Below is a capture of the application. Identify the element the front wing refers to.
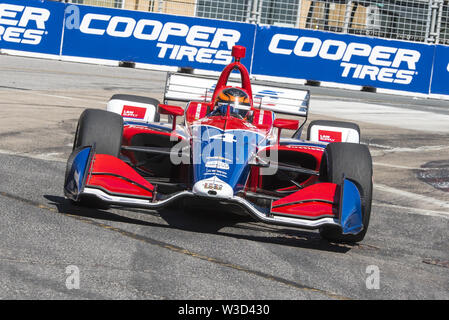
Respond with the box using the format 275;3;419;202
64;146;363;235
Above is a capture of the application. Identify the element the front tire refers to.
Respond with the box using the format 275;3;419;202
73;108;124;156
319;142;373;243
68;109;124;208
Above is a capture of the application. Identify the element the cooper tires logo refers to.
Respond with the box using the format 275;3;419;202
268;34;421;85
76;13;241;65
0;4;50;45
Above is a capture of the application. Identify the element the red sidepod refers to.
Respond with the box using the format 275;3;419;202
270;183;339;219
85;154;154;199
246;144;324;193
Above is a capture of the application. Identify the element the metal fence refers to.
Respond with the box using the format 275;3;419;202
63;0;449;45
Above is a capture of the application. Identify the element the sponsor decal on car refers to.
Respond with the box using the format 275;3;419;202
205;160;230;170
121;105;146;119
203;182;223;191
285;145;325;151
207;156;232;162
210;133;237;143
318;130;342;143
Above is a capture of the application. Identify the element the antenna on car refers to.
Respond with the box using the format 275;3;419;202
232;45;246;63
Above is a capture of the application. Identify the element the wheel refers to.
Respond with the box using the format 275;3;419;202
68;109;124;209
109;94;161;122
319;142;373;243
73;108;124;156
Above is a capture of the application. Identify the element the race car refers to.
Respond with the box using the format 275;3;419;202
64;45;373;243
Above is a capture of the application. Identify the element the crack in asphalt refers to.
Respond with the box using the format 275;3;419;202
0;190;351;300
0;85;31;91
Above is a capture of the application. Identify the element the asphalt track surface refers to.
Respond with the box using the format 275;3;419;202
0;55;448;300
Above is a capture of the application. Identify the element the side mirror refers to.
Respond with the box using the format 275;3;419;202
158;104;185;131
273;118;300;144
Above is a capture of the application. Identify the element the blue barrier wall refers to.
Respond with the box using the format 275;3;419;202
61;4;256;72
1;0;448;97
252;25;435;94
0;0;64;55
429;45;449;96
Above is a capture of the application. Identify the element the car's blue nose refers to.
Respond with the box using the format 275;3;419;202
191;124;263;197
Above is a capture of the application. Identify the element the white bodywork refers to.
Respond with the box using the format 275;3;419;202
107;98;158;123
192;177;234;199
308;124;360;143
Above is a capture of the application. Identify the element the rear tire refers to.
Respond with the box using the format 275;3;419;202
319;142;373;243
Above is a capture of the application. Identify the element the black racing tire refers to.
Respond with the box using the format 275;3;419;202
73;109;124;156
319;142;373;243
307;120;360;141
110;94;161;122
69;109;124;209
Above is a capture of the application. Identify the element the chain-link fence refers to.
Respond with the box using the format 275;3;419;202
69;0;124;9
63;0;449;45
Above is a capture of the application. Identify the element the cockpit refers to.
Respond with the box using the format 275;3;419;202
209;87;251;119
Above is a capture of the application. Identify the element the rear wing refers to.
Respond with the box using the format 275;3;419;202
163;73;310;118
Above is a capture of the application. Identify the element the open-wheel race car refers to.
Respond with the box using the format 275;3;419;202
64;45;373;243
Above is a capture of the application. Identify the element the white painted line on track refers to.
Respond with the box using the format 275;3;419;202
24;91;106;105
373;162;431;170
375;183;449;211
0;86;106;105
368;143;449;154
373;202;449;219
0;149;65;162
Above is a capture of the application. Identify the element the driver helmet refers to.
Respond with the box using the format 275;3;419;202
214;87;251;118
